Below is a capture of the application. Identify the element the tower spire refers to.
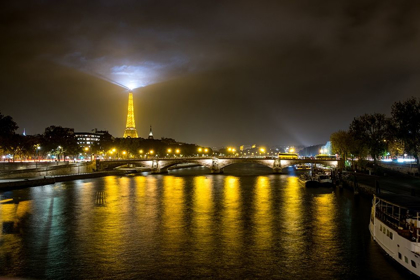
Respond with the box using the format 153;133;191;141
123;92;139;138
148;125;154;139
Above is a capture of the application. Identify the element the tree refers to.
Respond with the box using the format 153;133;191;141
391;97;420;172
0;112;19;158
349;113;390;163
0;112;18;137
330;130;351;161
43;126;80;160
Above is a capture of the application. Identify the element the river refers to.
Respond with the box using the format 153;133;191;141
0;165;415;279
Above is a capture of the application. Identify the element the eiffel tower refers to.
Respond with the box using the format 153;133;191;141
123;92;139;138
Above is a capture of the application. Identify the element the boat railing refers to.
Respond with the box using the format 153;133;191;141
376;206;420;243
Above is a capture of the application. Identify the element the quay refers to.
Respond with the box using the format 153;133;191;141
340;166;420;197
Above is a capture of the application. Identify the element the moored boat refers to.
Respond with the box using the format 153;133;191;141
369;194;420;277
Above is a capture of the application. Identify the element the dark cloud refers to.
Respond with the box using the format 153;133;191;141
1;0;419;147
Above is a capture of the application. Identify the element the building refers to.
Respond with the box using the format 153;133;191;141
75;129;110;148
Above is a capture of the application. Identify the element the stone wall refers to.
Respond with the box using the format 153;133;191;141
378;162;419;176
0;162;96;179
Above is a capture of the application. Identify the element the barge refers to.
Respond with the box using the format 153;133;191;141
369;194;420;276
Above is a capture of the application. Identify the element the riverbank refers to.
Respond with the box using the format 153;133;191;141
340;168;420;198
0;164;203;191
0;171;121;191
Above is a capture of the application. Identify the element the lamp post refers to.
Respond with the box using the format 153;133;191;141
34;144;41;168
84;147;90;161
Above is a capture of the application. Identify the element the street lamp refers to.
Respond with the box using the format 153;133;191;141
167;148;172;157
175;149;180;157
35;144;41;168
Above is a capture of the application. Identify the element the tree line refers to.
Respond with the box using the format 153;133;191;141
330;97;420;172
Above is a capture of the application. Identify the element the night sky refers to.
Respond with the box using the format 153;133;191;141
1;0;419;147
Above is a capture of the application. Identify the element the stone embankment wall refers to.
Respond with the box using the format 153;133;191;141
0;171;120;190
0;162;96;179
378;162;419;176
0;161;70;171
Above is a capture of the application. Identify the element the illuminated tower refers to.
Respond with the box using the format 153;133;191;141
123;92;139;138
148;125;154;139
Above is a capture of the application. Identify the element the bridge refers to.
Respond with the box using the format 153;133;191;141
97;157;344;174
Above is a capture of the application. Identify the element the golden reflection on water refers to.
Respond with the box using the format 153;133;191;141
0;200;32;235
222;176;241;256
192;176;213;260
313;193;338;255
0;200;32;274
307;190;343;278
90;176;124;270
282;176;305;257
283;176;303;233
162;176;186;251
253;176;272;249
193;176;213;240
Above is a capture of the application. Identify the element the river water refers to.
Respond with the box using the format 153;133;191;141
0;165;415;279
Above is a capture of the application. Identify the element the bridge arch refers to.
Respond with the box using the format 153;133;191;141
216;159;277;171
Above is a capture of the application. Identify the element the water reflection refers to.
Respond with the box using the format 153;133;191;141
0;171;410;279
253;176;272;250
310;192;343;278
161;176;186;253
222;176;242;259
0;199;32;276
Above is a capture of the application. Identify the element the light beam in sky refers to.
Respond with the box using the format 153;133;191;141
59;51;188;91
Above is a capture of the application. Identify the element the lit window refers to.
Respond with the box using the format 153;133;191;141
405;256;409;263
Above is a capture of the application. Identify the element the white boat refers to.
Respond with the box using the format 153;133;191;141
316;174;332;184
369;194;420;277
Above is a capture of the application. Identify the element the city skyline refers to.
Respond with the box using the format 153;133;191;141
1;0;419;147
